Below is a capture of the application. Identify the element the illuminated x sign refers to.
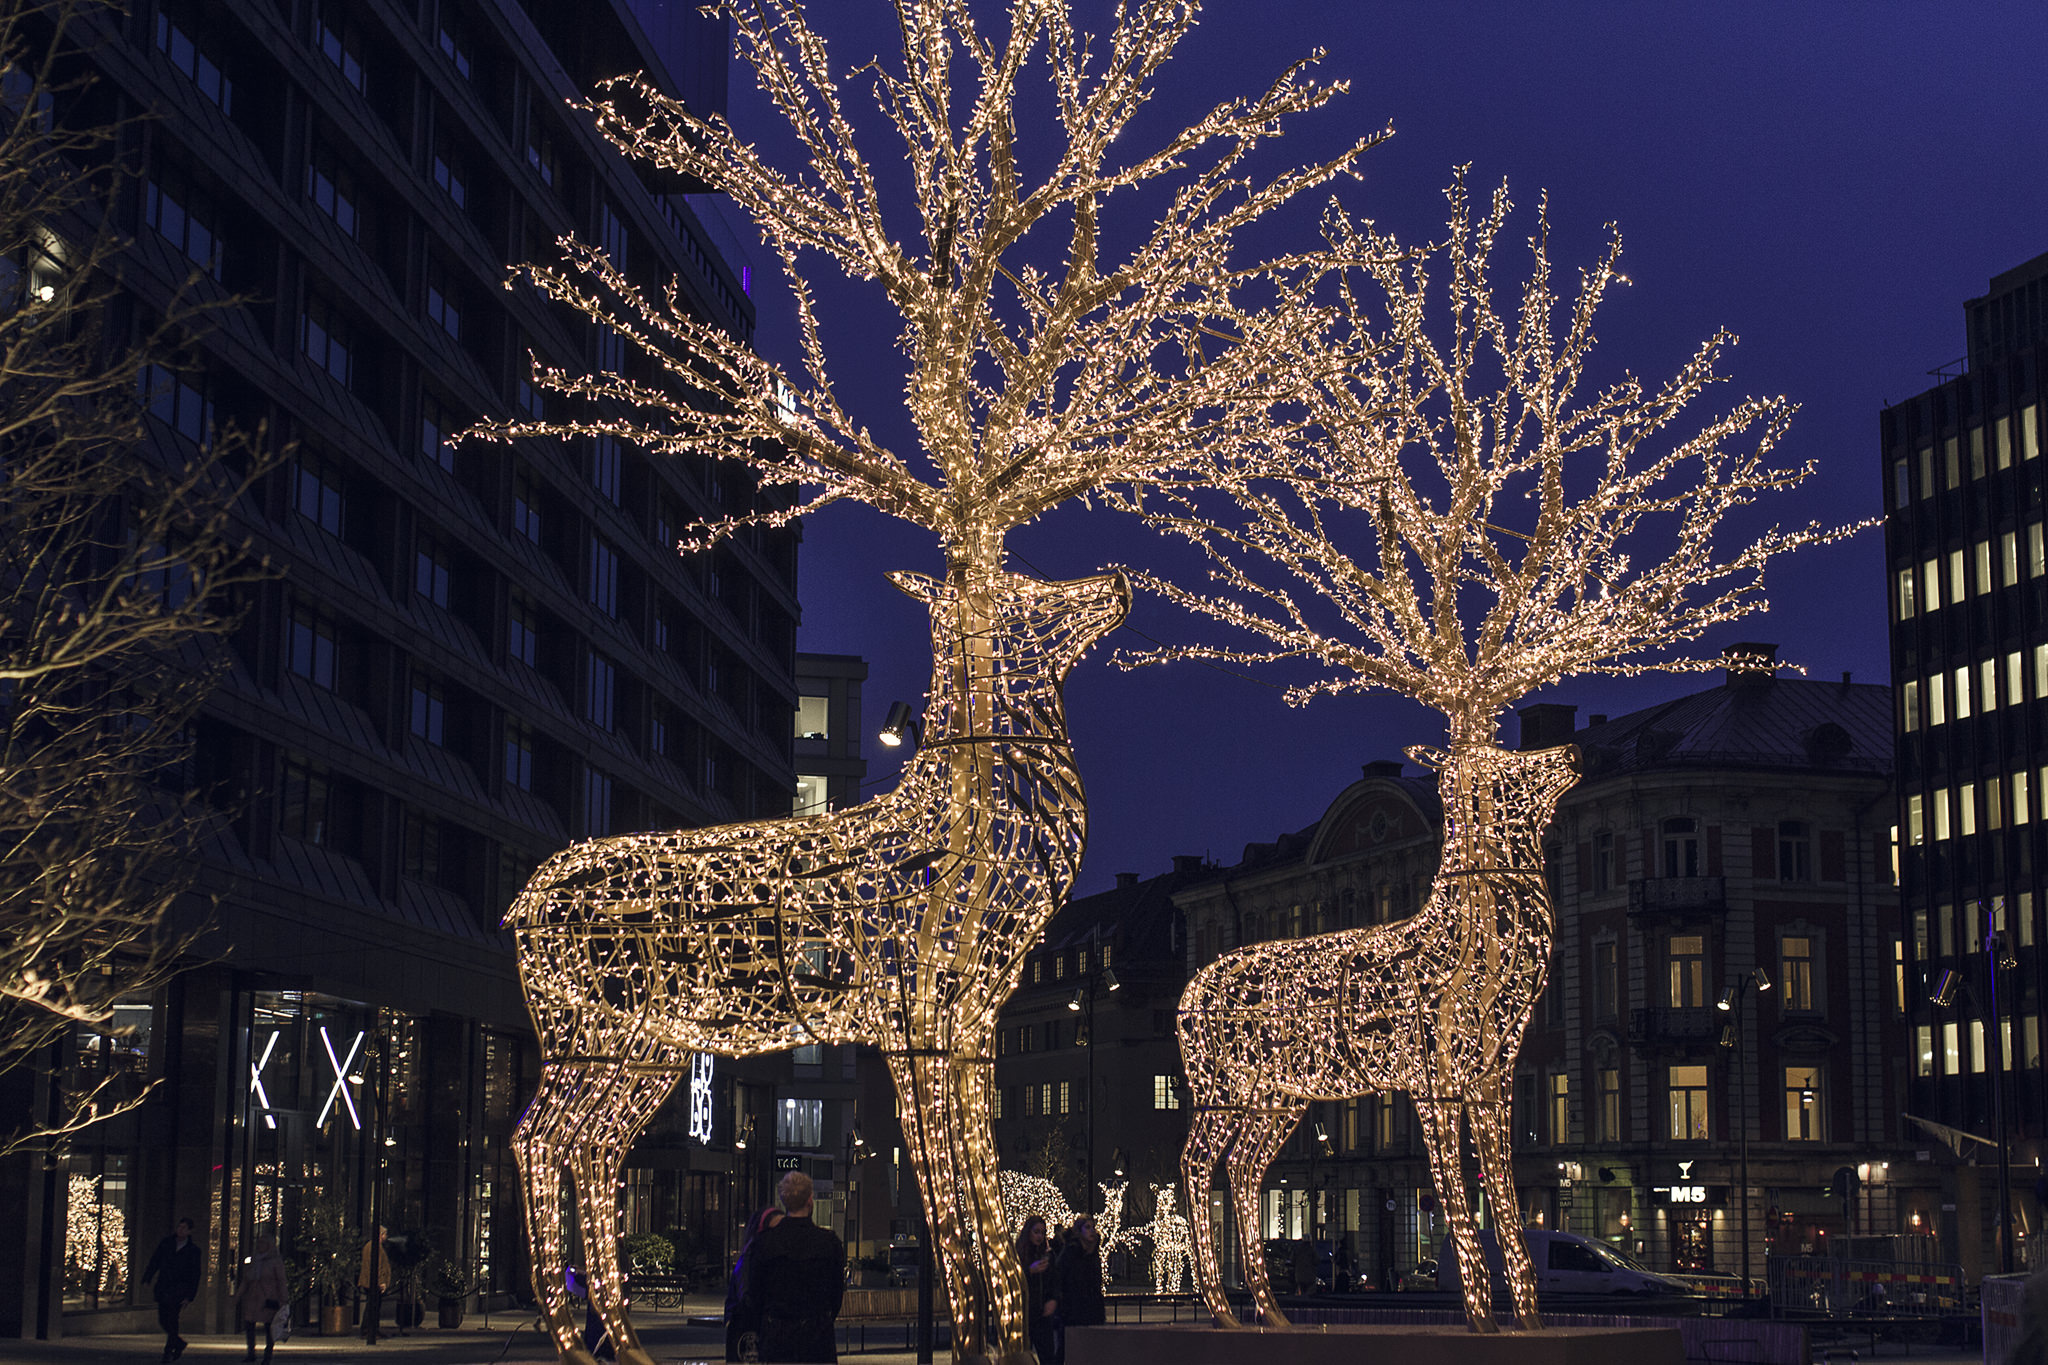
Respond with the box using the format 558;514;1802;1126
316;1026;366;1130
249;1032;282;1129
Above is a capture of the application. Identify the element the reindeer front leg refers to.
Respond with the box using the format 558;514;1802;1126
1417;1098;1495;1333
887;1049;1031;1365
1182;1109;1242;1327
569;1062;685;1365
514;1064;602;1365
1471;1082;1541;1330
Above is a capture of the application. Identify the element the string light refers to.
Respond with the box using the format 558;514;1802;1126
64;1174;127;1298
1154;175;1857;1335
479;1;1383;1360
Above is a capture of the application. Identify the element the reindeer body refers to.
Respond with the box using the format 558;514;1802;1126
1177;743;1578;1332
509;567;1128;1365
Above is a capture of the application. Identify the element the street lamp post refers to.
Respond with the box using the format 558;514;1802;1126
1933;913;2018;1274
1717;966;1772;1297
1066;929;1120;1214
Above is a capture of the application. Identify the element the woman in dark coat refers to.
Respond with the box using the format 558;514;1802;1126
1055;1217;1105;1330
724;1206;784;1362
1017;1216;1061;1364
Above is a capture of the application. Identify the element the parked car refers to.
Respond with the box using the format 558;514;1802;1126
1437;1229;1694;1299
887;1240;923;1289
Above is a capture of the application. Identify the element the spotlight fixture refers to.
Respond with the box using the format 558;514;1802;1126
1314;1124;1330;1144
1716;985;1738;1012
1751;966;1772;993
878;701;920;748
1102;968;1121;991
1719;1023;1739;1048
1930;970;1960;1008
1112;1147;1127;1177
1067;989;1083;1012
851;1125;865;1148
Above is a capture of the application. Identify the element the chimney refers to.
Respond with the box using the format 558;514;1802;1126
1361;759;1403;779
1722;642;1779;688
1115;872;1138;890
1516;703;1578;752
1171;855;1204;874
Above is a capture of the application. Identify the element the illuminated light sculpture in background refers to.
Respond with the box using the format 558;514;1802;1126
997;1170;1128;1289
64;1174;127;1298
479;0;1379;1359
686;1053;715;1144
1116;1184;1193;1295
1131;175;1860;1332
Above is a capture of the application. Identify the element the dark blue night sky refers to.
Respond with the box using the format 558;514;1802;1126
706;2;2048;892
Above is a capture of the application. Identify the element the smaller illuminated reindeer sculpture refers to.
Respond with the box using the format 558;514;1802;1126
1134;174;1856;1332
1118;1184;1195;1295
510;566;1127;1365
1179;743;1578;1329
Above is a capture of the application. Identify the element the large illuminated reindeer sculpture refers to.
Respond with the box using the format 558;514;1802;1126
1128;175;1857;1332
511;564;1125;1365
478;2;1373;1360
1178;742;1577;1330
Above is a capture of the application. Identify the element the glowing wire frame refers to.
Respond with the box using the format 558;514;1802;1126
316;1027;364;1130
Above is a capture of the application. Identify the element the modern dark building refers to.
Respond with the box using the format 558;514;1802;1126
1884;248;2048;1278
2;0;796;1339
1172;662;1907;1293
793;652;868;815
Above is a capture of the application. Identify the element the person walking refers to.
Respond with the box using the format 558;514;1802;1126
740;1172;844;1363
357;1226;392;1341
1016;1215;1060;1365
1055;1217;1104;1337
141;1217;203;1363
236;1235;289;1363
725;1207;784;1362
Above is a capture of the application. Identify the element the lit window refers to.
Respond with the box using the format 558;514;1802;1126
1152;1074;1181;1111
1780;935;1814;1011
1906;793;1924;846
1598;1068;1621;1143
1929;671;1946;727
1547;1073;1569;1145
1975;539;1992;593
2005;531;2020;586
1921;556;1939;610
795;695;829;741
1953;666;1972;720
1782;1066;1822;1140
1902;679;1920;733
1947;549;1965;606
1932;787;1951;842
1666;1065;1709;1141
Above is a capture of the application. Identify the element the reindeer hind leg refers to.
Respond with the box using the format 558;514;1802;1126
1472;1084;1541;1330
514;1062;603;1365
567;1060;686;1365
1223;1104;1301;1329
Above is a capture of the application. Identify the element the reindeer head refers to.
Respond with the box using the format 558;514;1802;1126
889;567;1131;684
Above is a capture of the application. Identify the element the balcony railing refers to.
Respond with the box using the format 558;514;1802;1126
1627;1006;1720;1048
1629;875;1727;915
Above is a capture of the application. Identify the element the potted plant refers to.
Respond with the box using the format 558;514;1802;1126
424;1253;478;1329
294;1194;357;1336
387;1230;431;1331
619;1232;674;1281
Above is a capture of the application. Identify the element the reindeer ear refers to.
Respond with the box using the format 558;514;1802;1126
887;570;944;604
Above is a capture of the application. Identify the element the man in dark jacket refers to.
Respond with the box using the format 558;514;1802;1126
1055;1217;1106;1331
141;1218;203;1363
741;1172;845;1363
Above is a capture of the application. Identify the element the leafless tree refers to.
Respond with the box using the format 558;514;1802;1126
0;0;269;1155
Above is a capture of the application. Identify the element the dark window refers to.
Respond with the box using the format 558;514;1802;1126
290;452;345;535
504;720;534;791
315;4;365;92
419;390;456;472
286;603;337;688
591;437;622;503
507;593;538;666
402;810;441;881
1778;820;1812;882
144;164;223;278
435;7;471;78
301;293;352;386
139;363;214;444
585;650;615;730
409;677;445;745
512;468;543;543
588;535;619;617
414;539;450;607
305;141;358;237
424;260;462;341
524;106;558;185
1661;817;1699;879
278;755;332;844
432;140;467;210
155;7;232;110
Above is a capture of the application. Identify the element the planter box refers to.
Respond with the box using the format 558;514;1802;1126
438;1299;467;1329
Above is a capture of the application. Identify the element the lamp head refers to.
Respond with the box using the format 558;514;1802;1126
1930;969;1960;1009
878;701;919;748
1751;966;1772;992
1067;989;1083;1012
1716;985;1738;1011
1102;968;1121;991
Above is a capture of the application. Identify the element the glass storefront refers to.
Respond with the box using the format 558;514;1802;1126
62;999;153;1313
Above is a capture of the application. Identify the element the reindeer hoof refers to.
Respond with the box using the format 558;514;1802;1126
556;1348;602;1365
1465;1314;1499;1335
1260;1305;1292;1329
1519;1312;1545;1332
1211;1307;1241;1329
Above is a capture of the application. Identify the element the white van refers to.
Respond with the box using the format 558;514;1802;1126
1436;1229;1693;1298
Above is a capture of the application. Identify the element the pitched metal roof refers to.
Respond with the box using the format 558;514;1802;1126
1572;676;1893;779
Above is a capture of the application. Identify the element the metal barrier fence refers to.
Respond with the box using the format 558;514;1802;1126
1768;1255;1968;1317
